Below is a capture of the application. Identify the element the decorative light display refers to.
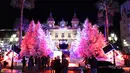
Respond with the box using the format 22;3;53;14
1;19;125;67
76;19;107;58
70;28;81;58
20;20;51;57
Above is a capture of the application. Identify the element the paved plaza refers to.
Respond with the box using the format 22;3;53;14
1;66;130;73
1;68;81;73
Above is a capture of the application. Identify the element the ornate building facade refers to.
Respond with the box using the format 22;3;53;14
44;12;81;50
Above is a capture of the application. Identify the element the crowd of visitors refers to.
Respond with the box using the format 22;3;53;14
21;54;69;73
51;54;69;73
21;55;50;72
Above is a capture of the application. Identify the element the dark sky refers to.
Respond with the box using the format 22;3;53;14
1;0;126;29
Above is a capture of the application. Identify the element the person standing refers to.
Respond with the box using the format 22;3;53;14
61;54;69;73
41;56;44;68
34;56;38;71
22;56;26;72
43;56;47;68
28;56;34;72
51;57;56;73
47;55;50;68
88;55;98;73
54;56;62;73
37;57;41;70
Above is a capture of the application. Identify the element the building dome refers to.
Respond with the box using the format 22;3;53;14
47;12;55;21
71;13;79;27
60;18;67;27
71;13;79;21
47;12;55;27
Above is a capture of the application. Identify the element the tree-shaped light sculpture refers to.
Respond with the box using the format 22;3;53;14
20;20;35;57
77;19;107;58
31;21;51;56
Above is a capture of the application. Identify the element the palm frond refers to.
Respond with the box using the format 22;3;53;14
11;0;21;8
11;0;36;9
24;0;35;9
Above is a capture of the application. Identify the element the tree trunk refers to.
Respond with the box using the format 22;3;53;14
19;0;24;48
105;5;109;41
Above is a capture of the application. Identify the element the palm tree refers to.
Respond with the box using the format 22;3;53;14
11;0;35;48
96;0;119;41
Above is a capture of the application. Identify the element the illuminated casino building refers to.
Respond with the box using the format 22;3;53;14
44;12;80;51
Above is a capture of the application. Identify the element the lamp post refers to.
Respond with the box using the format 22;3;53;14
10;34;18;69
108;33;118;66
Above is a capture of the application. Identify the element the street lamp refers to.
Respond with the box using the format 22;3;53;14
123;39;129;47
10;34;18;69
108;33;118;66
108;33;118;43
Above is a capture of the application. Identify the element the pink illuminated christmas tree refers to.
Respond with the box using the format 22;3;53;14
20;20;51;57
20;20;35;57
31;21;51;56
77;19;107;58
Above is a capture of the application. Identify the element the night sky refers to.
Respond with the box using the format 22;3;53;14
1;0;126;29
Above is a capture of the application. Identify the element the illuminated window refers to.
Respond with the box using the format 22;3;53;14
74;32;77;35
55;33;58;38
68;33;71;38
61;33;64;38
